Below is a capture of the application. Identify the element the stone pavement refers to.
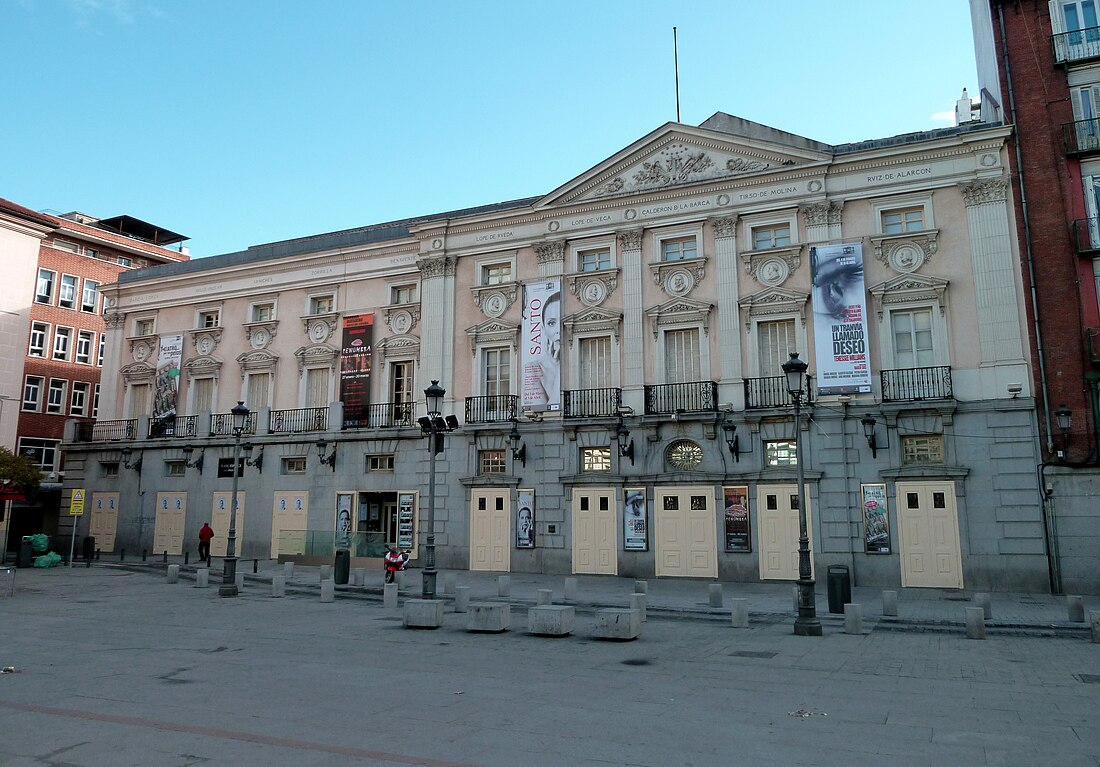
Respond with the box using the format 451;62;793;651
0;564;1098;767
44;554;1100;637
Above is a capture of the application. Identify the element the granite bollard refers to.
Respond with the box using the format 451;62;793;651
467;603;510;632
844;603;863;634
965;606;986;640
882;590;898;616
383;582;398;609
283;561;294;580
443;572;456;594
537;588;552;605
195;568;209;588
166;564;179;584
1067;595;1085;623
528;605;575;636
594;608;641;640
731;598;749;629
708;583;723;608
974;592;992;620
498;575;511;597
564;577;577;600
403;599;444;629
235;572;244;592
1090;611;1100;643
630;592;647;622
455;585;470;613
321;579;334;603
319;565;331;582
272;575;285;597
634;580;647;594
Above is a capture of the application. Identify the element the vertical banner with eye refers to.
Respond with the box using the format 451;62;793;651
522;280;561;413
810;243;872;394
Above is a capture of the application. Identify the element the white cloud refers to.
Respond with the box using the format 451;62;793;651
930;110;955;124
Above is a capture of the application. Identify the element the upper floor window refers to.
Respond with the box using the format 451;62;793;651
752;223;791;250
117;256;133;267
482;347;511;397
92;384;100;418
577;247;612;272
53;327;72;361
368;454;395;472
46;379;67;414
81;280;100;313
29;322;49;358
661;236;698;262
198;309;220;328
35;269;55;304
478;450;507;474
882;207;925;234
76;330;95;365
71;381;90;417
765;440;798;467
23;376;43;411
902;434;945;465
481;262;512;286
97;333;106;367
580;446;612;472
17;438;59;471
58;274;79;309
309;294;335;314
134;318;155;337
251;302;275;322
283;457;307;474
390;285;416;305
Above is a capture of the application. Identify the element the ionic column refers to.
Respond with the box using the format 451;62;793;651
416;253;458;396
535;240;565;279
618;229;644;409
711;216;743;395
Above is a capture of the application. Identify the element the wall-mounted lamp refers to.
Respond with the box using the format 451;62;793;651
861;414;881;458
243;443;263;473
315;438;337;471
120;447;142;473
181;445;205;472
721;419;740;462
509;420;527;467
1055;405;1072;461
616;415;635;465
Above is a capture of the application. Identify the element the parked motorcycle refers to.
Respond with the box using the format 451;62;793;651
383;547;409;583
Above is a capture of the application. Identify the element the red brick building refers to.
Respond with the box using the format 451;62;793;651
1;198;189;554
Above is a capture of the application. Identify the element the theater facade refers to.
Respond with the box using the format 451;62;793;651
60;112;1048;591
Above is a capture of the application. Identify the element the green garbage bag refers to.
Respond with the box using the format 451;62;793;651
29;534;48;552
33;552;62;568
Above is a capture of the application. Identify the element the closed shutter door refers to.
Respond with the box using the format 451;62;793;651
664;329;700;383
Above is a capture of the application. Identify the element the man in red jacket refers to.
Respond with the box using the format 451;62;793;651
198;523;214;565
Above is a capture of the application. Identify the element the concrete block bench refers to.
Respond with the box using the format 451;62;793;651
528;605;575;636
403;599;444;629
594;608;641;640
467;603;510;633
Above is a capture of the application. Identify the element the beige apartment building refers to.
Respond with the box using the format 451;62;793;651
61;111;1048;591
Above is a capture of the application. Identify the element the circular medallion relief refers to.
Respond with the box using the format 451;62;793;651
808;180;823;193
624;209;638;221
548;221;561;232
132;342;151;362
757;258;789;286
666;440;704;471
483;291;508;318
717;193;731;206
390;310;412;335
250;327;270;349
889;242;925;273
432;238;443;250
581;279;608;306
197;335;214;356
665;269;695;297
309;321;330;343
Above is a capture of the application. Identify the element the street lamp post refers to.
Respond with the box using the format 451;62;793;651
220;401;250;598
421;381;445;599
782;352;821;637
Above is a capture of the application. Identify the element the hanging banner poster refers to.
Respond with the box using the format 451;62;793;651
516;488;535;548
861;483;890;553
623;488;648;551
810;243;872;394
340;314;374;427
153;334;183;421
335;493;353;550
723;486;751;552
521;280;561;413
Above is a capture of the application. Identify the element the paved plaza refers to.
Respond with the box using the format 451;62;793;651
0;563;1097;766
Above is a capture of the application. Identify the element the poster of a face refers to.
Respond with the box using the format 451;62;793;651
623;488;647;551
861;483;890;553
335;494;352;548
810;243;872;394
522;280;561;413
516;489;535;548
723;486;751;552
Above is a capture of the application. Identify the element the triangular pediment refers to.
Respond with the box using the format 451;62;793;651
539;118;832;207
738;287;811;328
563;307;623;343
464;318;520;355
868;274;949;316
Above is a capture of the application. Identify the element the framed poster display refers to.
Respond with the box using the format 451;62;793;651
861;483;890;553
723;486;751;552
397;492;417;554
623;487;648;551
516;488;535;548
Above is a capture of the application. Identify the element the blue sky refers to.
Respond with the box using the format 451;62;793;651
5;1;979;257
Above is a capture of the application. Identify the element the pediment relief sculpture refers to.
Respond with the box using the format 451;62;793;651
378;334;421;360
294;344;338;373
184;355;222;380
738;287;810;328
384;306;420;335
237;349;279;373
120;361;155;384
568;270;619;307
871;230;939;273
190;328;222;357
868;274;949;320
244;320;278;350
563;308;623;345
472;283;519;319
740;246;804;288
465;319;520;355
649;256;708;299
130;337;157;363
645;298;714;338
301;313;338;344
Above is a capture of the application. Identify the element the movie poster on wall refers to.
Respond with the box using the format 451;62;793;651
723;486;751;553
516;488;535;548
861;483;890;553
521;280;561;413
153;334;183;421
623;488;648;551
810;243;872;394
340;314;374;427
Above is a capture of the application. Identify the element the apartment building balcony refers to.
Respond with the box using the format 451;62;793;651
1063;118;1100;156
210;411;257;437
643;381;718;415
465;395;518;424
148;414;198;439
74;418;136;443
744;375;816;409
1052;27;1100;66
562;387;622;418
880;366;953;403
1071;218;1100;255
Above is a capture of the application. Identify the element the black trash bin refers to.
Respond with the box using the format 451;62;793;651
16;537;34;568
334;548;350;585
83;536;95;560
826;565;851;614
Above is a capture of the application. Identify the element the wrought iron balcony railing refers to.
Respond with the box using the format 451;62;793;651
643;381;718;415
270;407;328;434
880;366;953;402
210;411;256;437
1052;25;1100;64
1063;118;1100;156
148;414;197;439
744;375;816;409
563;387;622;418
74;419;136;443
464;395;517;424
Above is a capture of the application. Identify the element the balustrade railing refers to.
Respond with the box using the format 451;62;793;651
744;376;816;409
148;414;198;438
643;381;718;414
880;366;953;402
464;395;517;424
1052;25;1100;64
74;419;136;442
210;411;256;436
270;407;328;433
563;387;622;418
